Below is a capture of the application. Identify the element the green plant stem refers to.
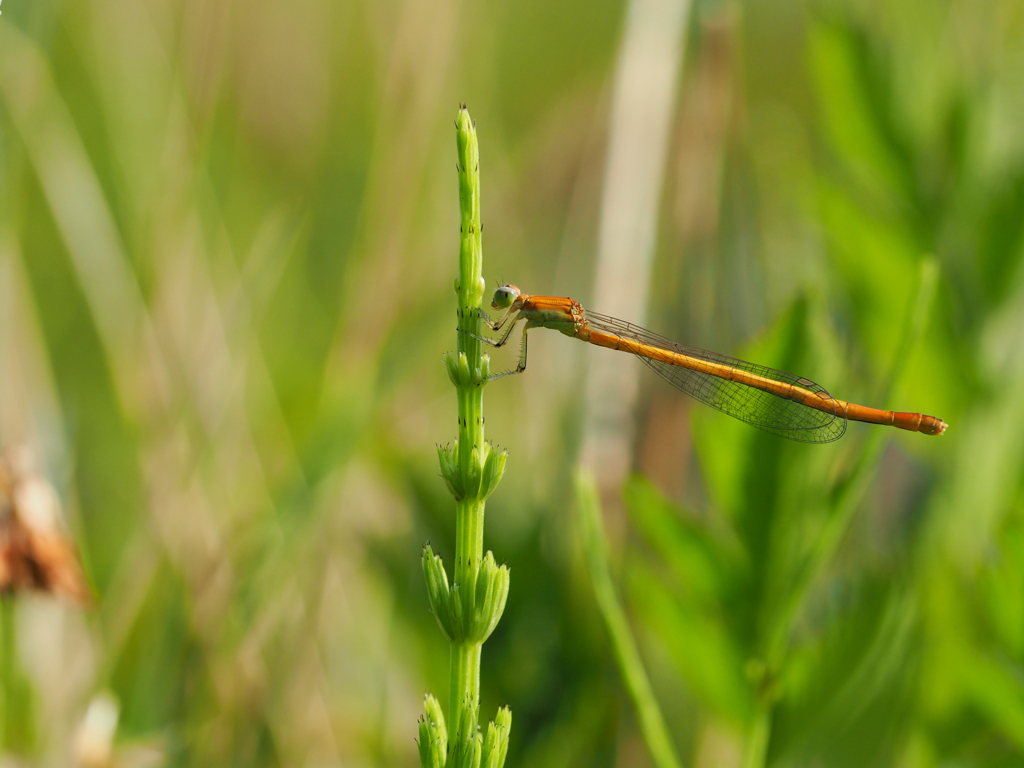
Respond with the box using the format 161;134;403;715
449;639;482;725
575;469;684;768
451;105;486;738
450;497;484;727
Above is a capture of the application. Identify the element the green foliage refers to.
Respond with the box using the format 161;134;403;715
423;544;510;645
0;0;1022;765
436;439;507;503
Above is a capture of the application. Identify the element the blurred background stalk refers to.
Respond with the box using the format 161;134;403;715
575;469;683;768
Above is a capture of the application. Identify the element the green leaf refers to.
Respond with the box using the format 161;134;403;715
624;475;744;608
808;20;914;207
628;557;752;723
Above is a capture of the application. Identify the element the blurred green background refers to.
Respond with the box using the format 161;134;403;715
1;0;1023;765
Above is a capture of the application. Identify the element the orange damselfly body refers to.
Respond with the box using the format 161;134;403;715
466;285;947;444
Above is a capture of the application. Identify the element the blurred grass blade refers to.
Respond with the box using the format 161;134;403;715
741;706;771;768
877;256;940;399
959;649;1024;750
575;468;684;768
624;475;740;607
0;24;158;392
628;556;751;721
808;19;912;204
766;257;939;666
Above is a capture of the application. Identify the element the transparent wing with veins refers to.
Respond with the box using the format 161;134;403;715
584;310;847;443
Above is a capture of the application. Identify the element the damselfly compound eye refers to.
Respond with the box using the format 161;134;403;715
491;285;519;309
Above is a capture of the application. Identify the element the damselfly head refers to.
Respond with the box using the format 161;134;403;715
491;285;521;309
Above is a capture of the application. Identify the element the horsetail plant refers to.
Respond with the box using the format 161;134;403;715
418;105;511;768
